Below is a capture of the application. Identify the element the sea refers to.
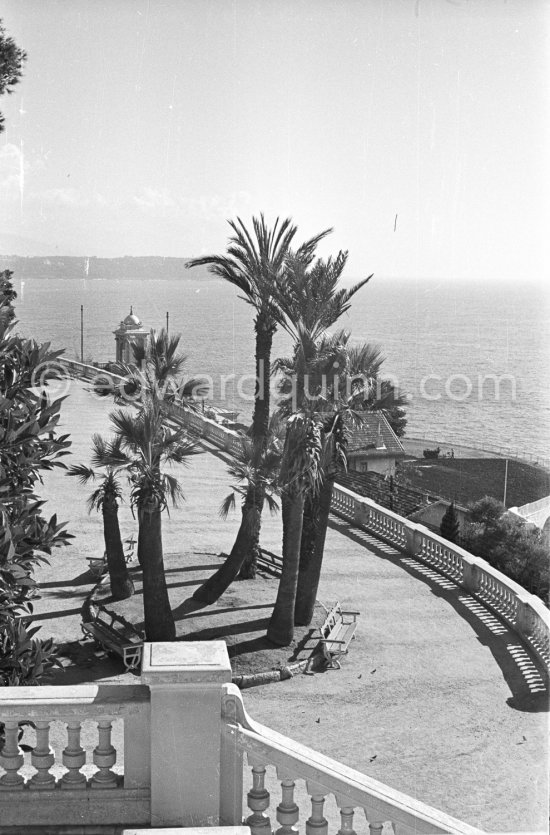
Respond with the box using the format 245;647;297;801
11;274;550;463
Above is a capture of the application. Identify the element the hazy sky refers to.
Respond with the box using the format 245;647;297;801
0;0;547;279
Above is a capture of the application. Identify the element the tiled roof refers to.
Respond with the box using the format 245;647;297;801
346;413;405;458
336;470;435;517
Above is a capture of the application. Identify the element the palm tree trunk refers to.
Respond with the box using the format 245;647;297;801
193;495;261;604
139;505;176;641
234;315;275;578
102;498;134;600
294;477;334;626
266;492;305;646
251;315;275;444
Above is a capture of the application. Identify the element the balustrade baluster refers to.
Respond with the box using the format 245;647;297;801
275;774;299;835
0;720;25;790
368;822;383;835
305;782;328;835
337;804;357;835
30;720;55;790
61;721;86;789
91;720;117;788
246;763;271;835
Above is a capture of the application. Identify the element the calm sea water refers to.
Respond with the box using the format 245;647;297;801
12;275;550;460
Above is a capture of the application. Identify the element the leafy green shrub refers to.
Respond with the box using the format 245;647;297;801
462;496;549;603
1;270;72;684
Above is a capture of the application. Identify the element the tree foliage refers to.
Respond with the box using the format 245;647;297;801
0;18;27;133
1;271;72;684
461;496;549;602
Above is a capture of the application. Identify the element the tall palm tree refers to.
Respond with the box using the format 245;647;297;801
68;434;134;601
275;329;407;626
186;214;331;578
110;402;199;641
192;424;282;604
266;412;322;646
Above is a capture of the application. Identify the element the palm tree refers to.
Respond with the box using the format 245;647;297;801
122;327;209;407
68;434;134;601
186;214;331;578
266;412;322;646
278;249;372;342
275;328;407;626
192;417;283;604
110;401;199;641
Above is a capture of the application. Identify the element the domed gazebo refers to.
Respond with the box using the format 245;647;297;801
113;307;149;364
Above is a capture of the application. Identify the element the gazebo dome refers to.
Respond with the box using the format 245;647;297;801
123;306;141;328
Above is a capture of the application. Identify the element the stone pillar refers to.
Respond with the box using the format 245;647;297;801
462;560;481;594
515;598;534;639
404;524;418;557
141;641;232;827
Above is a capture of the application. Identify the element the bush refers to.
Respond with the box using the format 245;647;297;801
1;270;72;684
462;496;549;603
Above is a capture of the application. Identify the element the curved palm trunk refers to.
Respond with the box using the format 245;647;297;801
193;493;262;604
102;497;134;600
294;477;334;626
266;492;305;646
138;505;175;641
236;316;275;578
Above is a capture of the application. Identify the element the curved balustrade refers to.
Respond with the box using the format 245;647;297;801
0;685;150;828
220;685;484;835
330;484;550;671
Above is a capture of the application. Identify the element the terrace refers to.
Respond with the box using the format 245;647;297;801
1;366;548;834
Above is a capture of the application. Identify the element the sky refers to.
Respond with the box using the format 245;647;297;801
0;0;548;280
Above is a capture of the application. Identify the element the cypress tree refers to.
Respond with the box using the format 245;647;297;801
440;501;460;544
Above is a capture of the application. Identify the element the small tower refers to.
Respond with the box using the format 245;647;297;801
113;306;149;364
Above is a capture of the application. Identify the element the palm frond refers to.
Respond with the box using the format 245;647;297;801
67;464;96;484
219;491;237;519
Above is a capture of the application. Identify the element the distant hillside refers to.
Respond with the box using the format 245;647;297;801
0;255;200;279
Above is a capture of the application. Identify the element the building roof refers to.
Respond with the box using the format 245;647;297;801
123;306;141;327
346;413;405;458
114;306;148;335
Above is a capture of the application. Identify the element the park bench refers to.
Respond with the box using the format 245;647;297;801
256;549;283;575
86;536;136;579
318;601;359;669
81;604;144;671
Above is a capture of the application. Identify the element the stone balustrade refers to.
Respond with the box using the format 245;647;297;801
220;684;485;835
1;643;486;833
331;484;550;670
0;683;151;828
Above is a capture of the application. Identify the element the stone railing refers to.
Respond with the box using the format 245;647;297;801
331;483;550;671
0;642;485;834
0;683;151;829
221;683;484;835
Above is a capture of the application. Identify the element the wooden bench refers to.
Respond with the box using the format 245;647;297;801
81;604;144;671
318;601;359;669
256;549;283;575
86;536;136;579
